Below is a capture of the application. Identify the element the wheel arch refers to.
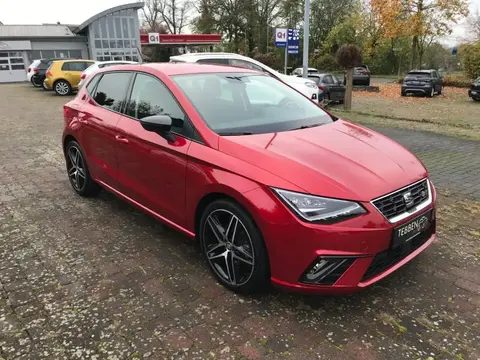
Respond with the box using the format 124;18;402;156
194;189;272;280
63;134;77;154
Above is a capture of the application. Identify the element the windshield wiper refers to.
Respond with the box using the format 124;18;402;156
291;123;322;130
218;131;253;136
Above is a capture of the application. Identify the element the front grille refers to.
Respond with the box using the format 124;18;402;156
300;257;356;285
361;220;435;282
372;179;429;221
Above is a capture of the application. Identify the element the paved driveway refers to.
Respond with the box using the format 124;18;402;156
1;84;479;360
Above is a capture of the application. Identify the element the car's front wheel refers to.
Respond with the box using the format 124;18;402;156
199;199;270;294
54;80;71;96
65;141;101;197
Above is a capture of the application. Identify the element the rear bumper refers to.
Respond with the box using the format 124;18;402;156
468;89;479;98
402;84;431;94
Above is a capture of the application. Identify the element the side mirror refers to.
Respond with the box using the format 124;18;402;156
140;115;175;141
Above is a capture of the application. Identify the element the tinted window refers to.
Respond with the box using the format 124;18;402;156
86;74;101;94
62;62;86;71
172;73;333;135
332;75;341;84
197;58;228;65
323;75;334;84
126;73;186;134
229;59;263;71
93;72;131;112
407;72;431;79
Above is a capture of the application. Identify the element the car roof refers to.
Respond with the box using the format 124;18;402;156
140;62;260;76
60;59;95;63
171;52;259;62
408;69;433;73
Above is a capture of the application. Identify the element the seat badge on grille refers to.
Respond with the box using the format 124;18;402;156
403;191;414;209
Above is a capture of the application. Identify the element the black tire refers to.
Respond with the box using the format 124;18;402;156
54;80;71;96
401;90;407;97
199;199;270;294
65;141;101;197
438;86;443;95
31;78;41;88
473;97;480;102
365;80;371;86
324;93;330;101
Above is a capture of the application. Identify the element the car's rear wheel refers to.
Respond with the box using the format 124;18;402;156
54;80;71;96
427;87;434;98
473;97;480;102
199;199;270;294
401;89;407;97
65;141;101;197
31;78;41;88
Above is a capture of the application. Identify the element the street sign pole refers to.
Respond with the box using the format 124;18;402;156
302;0;310;78
284;46;288;75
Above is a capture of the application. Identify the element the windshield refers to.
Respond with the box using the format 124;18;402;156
172;72;333;135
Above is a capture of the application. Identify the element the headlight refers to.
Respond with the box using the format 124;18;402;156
272;188;366;223
305;82;317;89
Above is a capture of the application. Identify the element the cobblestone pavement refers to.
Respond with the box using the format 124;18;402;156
1;84;479;360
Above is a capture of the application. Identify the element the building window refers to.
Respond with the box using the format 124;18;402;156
115;18;122;39
93;21;101;39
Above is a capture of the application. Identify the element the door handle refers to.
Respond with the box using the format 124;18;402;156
115;135;129;144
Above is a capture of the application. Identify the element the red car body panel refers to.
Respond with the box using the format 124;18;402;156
62;63;437;294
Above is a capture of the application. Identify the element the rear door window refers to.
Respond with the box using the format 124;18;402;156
228;59;263;71
323;75;334;84
92;72;132;112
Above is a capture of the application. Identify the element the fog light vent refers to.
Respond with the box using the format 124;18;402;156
300;257;356;285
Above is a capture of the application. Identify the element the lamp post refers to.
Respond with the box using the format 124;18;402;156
302;0;310;78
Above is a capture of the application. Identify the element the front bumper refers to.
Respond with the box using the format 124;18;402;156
242;180;437;294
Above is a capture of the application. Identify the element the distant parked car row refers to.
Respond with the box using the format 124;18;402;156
27;58;138;95
170;53;320;102
291;65;372;87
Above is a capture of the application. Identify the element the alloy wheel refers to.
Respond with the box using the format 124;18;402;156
66;145;86;192
55;81;69;95
203;209;255;286
431;87;434;97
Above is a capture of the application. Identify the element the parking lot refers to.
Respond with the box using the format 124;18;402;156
1;83;480;359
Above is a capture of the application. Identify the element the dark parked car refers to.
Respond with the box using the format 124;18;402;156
300;73;346;102
401;70;444;97
353;65;371;86
342;65;371;86
31;58;70;89
468;77;480;102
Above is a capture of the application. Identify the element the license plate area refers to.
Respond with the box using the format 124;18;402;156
392;209;433;248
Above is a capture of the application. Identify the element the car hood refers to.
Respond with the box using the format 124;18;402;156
219;120;428;201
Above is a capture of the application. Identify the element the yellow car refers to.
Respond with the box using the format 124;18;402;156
44;59;96;96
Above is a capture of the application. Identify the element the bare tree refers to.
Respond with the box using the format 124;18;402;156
158;0;192;34
468;8;480;40
142;0;162;31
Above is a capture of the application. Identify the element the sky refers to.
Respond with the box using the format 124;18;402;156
0;0;479;45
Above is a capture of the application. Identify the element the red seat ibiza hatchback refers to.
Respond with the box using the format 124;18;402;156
62;63;436;295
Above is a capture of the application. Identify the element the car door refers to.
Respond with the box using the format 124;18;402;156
115;72;193;227
65;61;86;87
78;71;132;188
